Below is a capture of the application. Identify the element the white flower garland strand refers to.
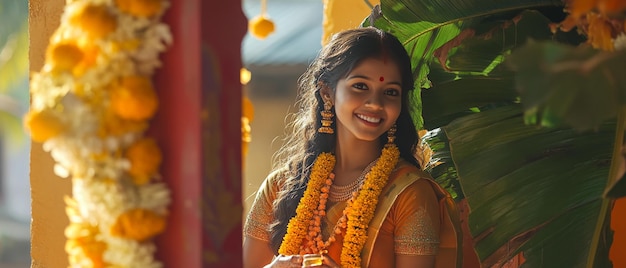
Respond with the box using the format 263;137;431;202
27;0;173;267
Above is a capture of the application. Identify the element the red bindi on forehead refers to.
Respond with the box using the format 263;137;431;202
379;76;384;82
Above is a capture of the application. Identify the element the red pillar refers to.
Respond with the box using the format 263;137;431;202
153;1;246;267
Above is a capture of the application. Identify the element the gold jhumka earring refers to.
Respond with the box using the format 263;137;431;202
385;124;397;147
318;97;334;134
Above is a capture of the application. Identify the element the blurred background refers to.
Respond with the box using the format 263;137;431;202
0;0;323;266
0;0;31;267
241;0;323;215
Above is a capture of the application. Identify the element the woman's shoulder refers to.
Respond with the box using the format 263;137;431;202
392;158;432;180
264;166;291;187
255;166;291;201
388;159;448;199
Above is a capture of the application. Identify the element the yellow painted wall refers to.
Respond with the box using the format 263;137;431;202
321;0;380;45
29;0;71;267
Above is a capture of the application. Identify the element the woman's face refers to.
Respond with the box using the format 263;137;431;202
327;57;402;144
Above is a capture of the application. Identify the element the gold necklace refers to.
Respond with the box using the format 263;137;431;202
328;160;377;202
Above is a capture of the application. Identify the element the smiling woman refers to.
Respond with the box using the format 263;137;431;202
243;27;462;268
328;57;402;145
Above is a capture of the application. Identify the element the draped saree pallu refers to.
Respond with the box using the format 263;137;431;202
244;163;463;267
362;165;462;268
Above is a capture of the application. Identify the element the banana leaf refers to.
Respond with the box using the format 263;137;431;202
369;0;616;266
364;0;563;127
506;41;626;200
423;127;463;200
507;42;626;132
445;105;613;267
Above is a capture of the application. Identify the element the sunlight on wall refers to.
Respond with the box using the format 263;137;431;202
322;0;380;45
29;0;72;267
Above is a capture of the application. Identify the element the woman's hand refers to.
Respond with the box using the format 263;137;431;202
302;254;340;268
263;254;341;268
263;255;302;268
320;254;340;268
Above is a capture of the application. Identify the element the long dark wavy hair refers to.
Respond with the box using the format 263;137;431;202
268;27;420;252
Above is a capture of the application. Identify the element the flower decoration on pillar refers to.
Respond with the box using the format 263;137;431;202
248;0;275;39
24;0;172;267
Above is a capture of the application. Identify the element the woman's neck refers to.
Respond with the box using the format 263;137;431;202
333;138;382;182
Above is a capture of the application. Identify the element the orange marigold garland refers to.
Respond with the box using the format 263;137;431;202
278;145;400;267
278;152;336;255
341;145;399;267
25;0;172;267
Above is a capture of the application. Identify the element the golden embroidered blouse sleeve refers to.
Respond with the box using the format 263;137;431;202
391;178;441;255
243;171;281;242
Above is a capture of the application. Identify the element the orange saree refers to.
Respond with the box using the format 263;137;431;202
244;163;462;267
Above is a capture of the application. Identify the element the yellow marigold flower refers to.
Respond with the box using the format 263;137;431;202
340;144;399;267
45;42;84;73
72;43;101;77
279;143;399;266
66;238;107;268
65;222;98;239
70;4;117;39
569;0;596;18
110;75;159;121
110;39;141;53
279;152;335;255
99;110;148;137
597;0;626;15
125;138;162;185
64;223;107;268
587;13;615;51
249;15;275;40
110;208;166;241
24;109;65;143
115;0;164;18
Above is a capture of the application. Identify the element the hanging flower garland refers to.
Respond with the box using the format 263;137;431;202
25;0;172;267
248;0;275;39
